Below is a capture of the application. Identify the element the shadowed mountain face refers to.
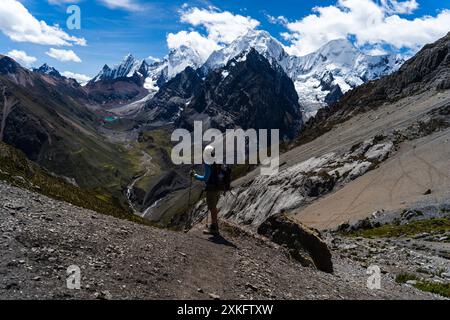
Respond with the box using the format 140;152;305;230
33;63;63;78
179;49;303;139
85;73;149;107
136;66;203;126
85;55;152;107
139;49;303;139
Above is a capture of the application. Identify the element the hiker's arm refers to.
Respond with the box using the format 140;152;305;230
194;165;211;182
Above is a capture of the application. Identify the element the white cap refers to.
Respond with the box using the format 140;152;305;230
203;145;216;164
204;145;214;155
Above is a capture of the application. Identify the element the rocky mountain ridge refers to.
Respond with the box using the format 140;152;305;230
88;30;404;118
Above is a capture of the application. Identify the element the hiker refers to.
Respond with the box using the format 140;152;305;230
190;145;221;235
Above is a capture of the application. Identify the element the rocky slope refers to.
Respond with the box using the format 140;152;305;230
0;181;437;300
217;90;449;230
211;32;450;231
329;209;450;298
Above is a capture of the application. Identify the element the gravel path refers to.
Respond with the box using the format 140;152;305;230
0;181;438;300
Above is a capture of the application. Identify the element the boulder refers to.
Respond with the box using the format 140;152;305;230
257;214;333;273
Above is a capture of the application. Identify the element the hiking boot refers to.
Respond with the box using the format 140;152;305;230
203;224;219;236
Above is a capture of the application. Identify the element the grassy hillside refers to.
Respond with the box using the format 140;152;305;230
0;142;153;226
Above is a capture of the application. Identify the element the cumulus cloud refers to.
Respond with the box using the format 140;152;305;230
0;0;86;46
146;55;162;63
6;50;37;66
98;0;141;11
266;14;289;25
282;0;450;56
46;48;82;63
380;0;419;14
365;47;389;56
167;30;221;61
61;71;91;84
167;7;260;60
180;7;260;44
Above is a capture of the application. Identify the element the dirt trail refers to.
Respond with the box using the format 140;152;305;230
0;181;437;300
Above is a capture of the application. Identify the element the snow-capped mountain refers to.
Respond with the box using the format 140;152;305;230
33;63;62;78
203;30;288;71
88;29;405;119
202;30;404;119
142;45;206;94
166;45;205;80
139;48;303;138
284;39;404;119
90;54;147;83
90;46;205;89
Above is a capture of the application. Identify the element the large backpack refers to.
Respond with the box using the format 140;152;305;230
208;164;232;192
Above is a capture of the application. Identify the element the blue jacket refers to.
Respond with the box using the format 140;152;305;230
194;164;211;182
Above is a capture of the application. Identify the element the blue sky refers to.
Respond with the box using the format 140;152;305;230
1;0;449;82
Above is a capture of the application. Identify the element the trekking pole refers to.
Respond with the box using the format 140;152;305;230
186;173;193;229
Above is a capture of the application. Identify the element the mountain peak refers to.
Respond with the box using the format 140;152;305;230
90;54;143;83
166;45;205;79
313;38;359;63
204;28;286;71
122;53;135;62
33;63;62;78
320;38;355;49
0;55;22;75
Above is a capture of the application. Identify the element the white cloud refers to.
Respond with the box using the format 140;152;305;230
266;15;288;25
167;7;260;61
98;0;140;11
180;7;260;44
365;47;389;56
380;0;419;14
0;0;86;46
146;55;162;63
61;71;91;84
46;48;82;63
6;49;37;66
47;0;82;4
167;31;221;61
51;0;140;11
283;0;450;56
